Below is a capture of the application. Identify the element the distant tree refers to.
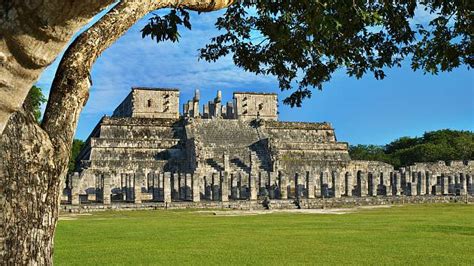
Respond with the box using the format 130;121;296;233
24;85;47;123
349;129;474;168
385;136;422;154
68;139;85;173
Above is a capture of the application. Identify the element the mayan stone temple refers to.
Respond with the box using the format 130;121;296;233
65;87;473;208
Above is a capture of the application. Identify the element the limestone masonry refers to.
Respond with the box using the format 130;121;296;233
65;87;473;206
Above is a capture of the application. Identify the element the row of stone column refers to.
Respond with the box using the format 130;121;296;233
352;171;473;197
201;170;344;201
395;171;472;196
70;170;473;205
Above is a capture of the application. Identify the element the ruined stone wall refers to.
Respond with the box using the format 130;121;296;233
75;116;187;197
112;88;179;119
186;118;269;173
261;121;351;173
404;160;474;175
112;92;133;117
131;88;179;119
233;92;278;121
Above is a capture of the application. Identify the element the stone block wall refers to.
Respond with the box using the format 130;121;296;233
404;160;474;175
112;88;179;119
186;118;271;173
233;92;278;121
262;121;351;173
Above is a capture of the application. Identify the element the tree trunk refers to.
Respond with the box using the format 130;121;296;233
0;0;234;264
0;108;60;265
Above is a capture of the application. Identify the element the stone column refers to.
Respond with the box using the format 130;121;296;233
419;172;426;195
249;172;258;200
71;172;80;205
307;172;315;199
359;171;368;197
223;153;230;171
467;174;472;195
249;151;257;175
448;175;454;195
212;172;220;201
172;173;179;200
269;172;277;199
346;172;353;197
442;175;449;195
314;171;322;197
436;173;443;194
185;173;192;200
238;171;244;199
179;173;186;200
123;174;127;201
103;173;112;205
279;171;288;199
204;175;211;200
459;173;467;196
192;172;200;202
369;173;377;197
128;174;134;200
425;171;432;195
405;171;415;196
454;173;461;195
382;172;390;196
259;171;268;197
294;172;301;198
376;172;382;196
221;171;229;202
134;172;144;204
151;172;160;201
321;171;330;197
231;173;239;200
95;173;102;202
410;182;417;196
394;172;401;196
333;171;342;198
163;172;172;203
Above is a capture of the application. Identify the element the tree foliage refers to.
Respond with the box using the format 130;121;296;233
25;85;47;122
141;8;191;43
143;1;472;107
349;129;474;168
68;139;85;173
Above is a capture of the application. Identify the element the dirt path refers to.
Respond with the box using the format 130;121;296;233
197;205;392;216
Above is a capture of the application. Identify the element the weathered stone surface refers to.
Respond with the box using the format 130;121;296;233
113;88;180;119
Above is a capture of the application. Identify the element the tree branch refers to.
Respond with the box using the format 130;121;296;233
0;0;115;135
42;0;235;156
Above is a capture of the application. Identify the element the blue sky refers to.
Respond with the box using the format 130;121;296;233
36;8;473;145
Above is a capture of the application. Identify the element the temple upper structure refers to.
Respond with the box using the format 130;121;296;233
183;89;278;121
112;87;180;119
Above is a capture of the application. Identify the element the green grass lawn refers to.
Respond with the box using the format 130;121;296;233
54;204;474;265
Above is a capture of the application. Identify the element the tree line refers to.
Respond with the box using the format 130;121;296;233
349;130;474;169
